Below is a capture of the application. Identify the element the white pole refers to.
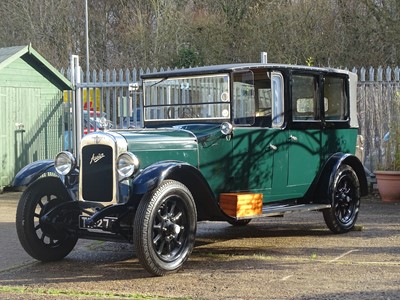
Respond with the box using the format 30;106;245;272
260;52;268;64
71;55;82;161
85;0;90;73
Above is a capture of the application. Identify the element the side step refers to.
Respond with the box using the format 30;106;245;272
236;203;331;220
263;203;331;217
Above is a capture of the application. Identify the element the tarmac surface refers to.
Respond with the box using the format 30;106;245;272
0;190;399;299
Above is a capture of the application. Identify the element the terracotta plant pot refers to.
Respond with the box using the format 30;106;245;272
375;171;400;202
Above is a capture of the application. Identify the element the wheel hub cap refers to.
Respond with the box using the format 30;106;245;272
162;219;182;241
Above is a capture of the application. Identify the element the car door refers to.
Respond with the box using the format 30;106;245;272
230;70;289;203
231;127;276;193
285;73;323;198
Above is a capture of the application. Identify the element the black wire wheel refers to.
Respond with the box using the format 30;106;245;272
323;164;361;233
133;180;197;276
16;177;78;261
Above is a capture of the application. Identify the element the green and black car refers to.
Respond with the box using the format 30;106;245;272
14;64;368;276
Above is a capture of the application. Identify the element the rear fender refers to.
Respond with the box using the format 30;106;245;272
131;161;226;221
309;153;368;203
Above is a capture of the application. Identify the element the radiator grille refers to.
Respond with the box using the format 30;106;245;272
81;144;114;201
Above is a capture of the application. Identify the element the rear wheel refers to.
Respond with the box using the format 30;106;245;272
133;180;197;276
16;177;78;261
323;165;360;233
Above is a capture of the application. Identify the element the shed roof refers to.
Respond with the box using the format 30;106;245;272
0;44;72;90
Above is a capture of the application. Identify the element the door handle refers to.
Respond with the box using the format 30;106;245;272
289;135;298;141
269;144;278;151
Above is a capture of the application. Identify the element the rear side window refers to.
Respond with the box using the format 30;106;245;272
324;76;348;121
292;75;319;121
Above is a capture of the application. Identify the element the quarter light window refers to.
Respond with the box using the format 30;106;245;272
271;72;284;127
324;76;348;120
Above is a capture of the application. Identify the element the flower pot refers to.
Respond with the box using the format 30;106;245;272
375;171;400;202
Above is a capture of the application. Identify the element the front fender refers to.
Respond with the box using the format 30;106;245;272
131;161;226;221
131;161;185;194
12;159;56;187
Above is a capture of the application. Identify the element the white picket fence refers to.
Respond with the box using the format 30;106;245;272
61;64;400;172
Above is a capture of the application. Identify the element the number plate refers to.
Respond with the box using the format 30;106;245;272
79;215;117;231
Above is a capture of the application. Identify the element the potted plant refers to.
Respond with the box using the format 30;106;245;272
375;92;400;202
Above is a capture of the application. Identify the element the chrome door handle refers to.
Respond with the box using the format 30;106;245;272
269;144;278;151
289;135;298;141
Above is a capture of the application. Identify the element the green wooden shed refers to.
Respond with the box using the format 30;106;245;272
0;45;72;191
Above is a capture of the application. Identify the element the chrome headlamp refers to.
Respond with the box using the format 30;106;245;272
117;152;140;179
55;151;76;176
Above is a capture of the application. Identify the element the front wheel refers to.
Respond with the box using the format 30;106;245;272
16;177;78;261
323;165;361;233
133;180;197;276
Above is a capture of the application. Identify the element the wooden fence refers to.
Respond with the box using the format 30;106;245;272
62;66;400;172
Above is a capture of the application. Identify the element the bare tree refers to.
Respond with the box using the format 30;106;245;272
0;0;398;69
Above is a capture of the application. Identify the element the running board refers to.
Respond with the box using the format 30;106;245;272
237;203;331;220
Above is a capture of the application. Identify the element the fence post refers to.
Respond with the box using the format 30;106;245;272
369;67;375;82
377;66;383;82
360;67;366;82
395;67;400;81
385;66;392;81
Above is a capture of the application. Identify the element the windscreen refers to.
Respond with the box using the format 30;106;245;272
143;74;230;122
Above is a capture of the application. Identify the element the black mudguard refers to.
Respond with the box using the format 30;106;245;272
130;161;228;221
12;159;56;187
12;160;79;201
307;153;368;204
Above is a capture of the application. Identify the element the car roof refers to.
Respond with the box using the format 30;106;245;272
141;63;353;79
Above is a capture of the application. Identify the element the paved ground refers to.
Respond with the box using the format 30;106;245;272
0;191;399;299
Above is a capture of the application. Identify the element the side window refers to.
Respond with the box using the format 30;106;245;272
324;76;348;120
292;75;319;121
271;72;284;127
233;71;255;126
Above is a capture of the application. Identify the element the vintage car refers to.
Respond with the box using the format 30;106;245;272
13;63;368;276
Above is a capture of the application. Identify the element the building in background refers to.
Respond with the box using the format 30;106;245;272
0;45;71;191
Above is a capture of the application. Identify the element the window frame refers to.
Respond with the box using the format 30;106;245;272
290;72;322;124
142;74;231;123
232;70;256;126
322;74;350;123
271;72;285;128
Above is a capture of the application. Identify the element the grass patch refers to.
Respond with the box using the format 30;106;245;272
198;251;273;261
0;285;185;299
352;225;364;231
